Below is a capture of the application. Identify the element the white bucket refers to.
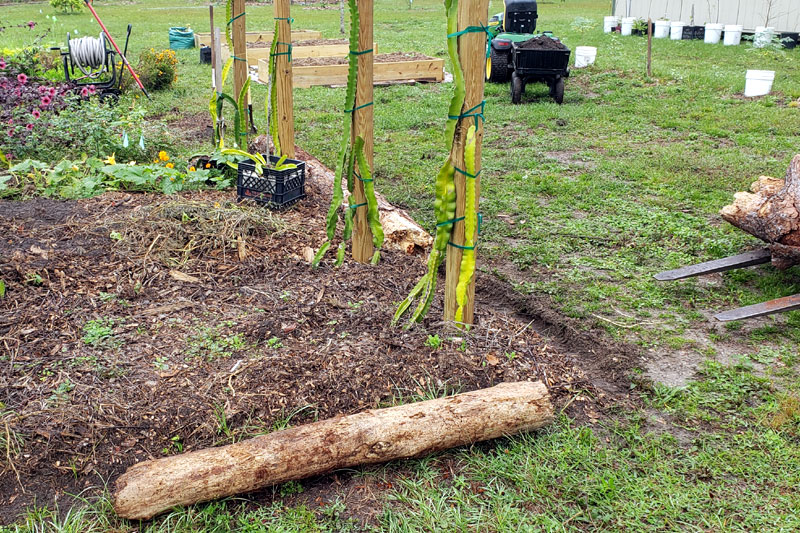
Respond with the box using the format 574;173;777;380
724;25;743;45
670;21;686;40
654;20;671;38
603;16;619;33
704;23;724;44
754;26;774;48
574;46;597;68
744;70;775;97
621;17;635;36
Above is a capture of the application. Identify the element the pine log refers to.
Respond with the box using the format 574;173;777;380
113;381;552;520
720;155;800;269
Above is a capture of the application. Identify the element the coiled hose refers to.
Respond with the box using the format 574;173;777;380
68;33;108;76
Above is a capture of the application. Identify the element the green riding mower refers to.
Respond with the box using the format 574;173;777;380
487;0;571;104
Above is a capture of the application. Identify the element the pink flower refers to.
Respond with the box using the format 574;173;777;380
7;119;13;125
7;130;13;138
32;109;41;119
17;73;27;84
88;85;96;95
48;87;56;97
0;58;6;70
26;21;36;29
80;87;89;97
25;123;33;131
41;96;52;106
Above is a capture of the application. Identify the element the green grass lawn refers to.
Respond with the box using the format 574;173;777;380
2;0;800;530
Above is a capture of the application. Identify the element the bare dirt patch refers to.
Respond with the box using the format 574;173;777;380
294;52;431;67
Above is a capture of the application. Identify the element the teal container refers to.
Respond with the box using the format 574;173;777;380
169;27;195;50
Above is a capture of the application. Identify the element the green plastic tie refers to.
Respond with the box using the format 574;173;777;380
453;166;481;179
447;23;491;39
349;202;368;210
270;42;293;61
350;48;374;55
231;55;247;62
449;100;486;129
274;17;294;24
445;213;483;249
353;171;373;183
228;12;246;25
344;101;374;113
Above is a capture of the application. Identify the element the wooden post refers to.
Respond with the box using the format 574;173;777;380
351;0;374;263
113;382;553;520
646;18;653;77
275;0;295;158
209;5;215;85
232;0;250;136
443;0;489;325
213;27;223;141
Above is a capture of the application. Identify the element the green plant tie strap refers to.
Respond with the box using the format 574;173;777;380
449;100;485;129
447;23;491;39
345;101;374;113
452;166;481;179
349;202;367;210
353;171;373;183
228;12;246;25
439;213;482;232
350;48;374;55
274;17;294;24
271;42;292;61
232;56;247;62
445;213;483;249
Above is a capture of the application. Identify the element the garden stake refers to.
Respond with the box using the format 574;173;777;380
82;0;150;100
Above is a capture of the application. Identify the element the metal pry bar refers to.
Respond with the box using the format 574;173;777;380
653;248;772;281
715;293;800;321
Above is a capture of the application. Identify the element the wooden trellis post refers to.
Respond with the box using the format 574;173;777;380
275;0;295;158
351;0;374;263
443;0;489;325
231;0;250;135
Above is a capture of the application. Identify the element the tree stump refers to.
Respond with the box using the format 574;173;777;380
721;155;800;269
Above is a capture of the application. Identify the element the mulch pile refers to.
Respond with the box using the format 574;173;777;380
0;166;592;524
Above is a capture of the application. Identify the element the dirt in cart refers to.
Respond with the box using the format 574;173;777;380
517;35;568;50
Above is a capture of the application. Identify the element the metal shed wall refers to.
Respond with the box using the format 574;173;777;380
611;0;800;32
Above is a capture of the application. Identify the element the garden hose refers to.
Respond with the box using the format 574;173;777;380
68;34;108;76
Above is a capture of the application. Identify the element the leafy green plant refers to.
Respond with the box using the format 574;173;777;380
0;279;5;298
186;324;246;361
49;0;82;13
313;0;384;267
82;317;117;348
424;334;442;349
135;48;178;92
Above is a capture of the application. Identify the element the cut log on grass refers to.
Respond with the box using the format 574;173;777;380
113;381;552;520
720;155;800;269
296;147;434;254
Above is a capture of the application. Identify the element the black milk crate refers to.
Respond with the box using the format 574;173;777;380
236;154;306;210
512;45;571;75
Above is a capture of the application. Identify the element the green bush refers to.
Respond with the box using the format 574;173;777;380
50;0;83;13
136;48;178;91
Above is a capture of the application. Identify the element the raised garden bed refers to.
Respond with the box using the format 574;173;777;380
221;39;379;67
258;52;444;88
193;29;322;48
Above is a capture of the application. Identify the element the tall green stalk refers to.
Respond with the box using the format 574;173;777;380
393;0;464;326
313;0;384;268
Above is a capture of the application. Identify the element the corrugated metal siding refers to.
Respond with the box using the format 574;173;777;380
611;0;800;32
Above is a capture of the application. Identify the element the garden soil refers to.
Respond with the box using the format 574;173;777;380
0;158;638;524
293;52;430;67
517;35;568;50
